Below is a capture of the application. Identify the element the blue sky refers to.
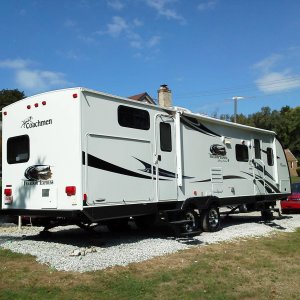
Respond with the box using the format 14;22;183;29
1;0;300;116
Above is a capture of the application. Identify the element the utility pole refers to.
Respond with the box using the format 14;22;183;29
232;96;244;123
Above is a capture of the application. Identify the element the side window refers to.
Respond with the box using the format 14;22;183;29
118;105;150;130
160;123;172;152
7;135;30;164
235;144;249;162
267;147;274;166
254;139;261;159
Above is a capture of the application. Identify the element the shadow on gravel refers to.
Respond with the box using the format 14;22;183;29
221;214;293;231
0;222;203;248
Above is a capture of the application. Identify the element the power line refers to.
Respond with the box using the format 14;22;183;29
175;75;300;99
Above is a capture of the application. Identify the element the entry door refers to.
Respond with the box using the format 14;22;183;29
155;117;177;201
252;138;266;195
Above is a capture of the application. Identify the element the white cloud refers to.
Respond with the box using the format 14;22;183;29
64;19;76;28
253;54;282;73
107;0;124;10
106;16;128;37
0;58;31;69
146;0;185;23
78;35;97;44
0;58;71;93
16;70;69;91
253;53;300;94
148;35;161;47
133;18;143;27
255;70;300;94
129;41;142;49
197;0;217;11
97;16;161;51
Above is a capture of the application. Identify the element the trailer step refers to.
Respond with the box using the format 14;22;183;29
160;208;182;214
169;220;193;225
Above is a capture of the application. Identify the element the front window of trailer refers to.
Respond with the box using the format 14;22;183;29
235;144;249;162
7;135;30;164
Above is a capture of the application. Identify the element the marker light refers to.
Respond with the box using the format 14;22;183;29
65;186;76;196
73;93;78;99
34;103;39;107
27;105;31;109
3;112;7;116
4;189;12;196
42;101;46;105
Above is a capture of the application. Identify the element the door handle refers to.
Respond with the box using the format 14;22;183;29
158;155;161;161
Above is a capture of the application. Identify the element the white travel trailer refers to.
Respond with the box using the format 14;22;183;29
1;86;291;235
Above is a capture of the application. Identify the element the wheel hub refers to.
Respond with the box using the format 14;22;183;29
208;209;219;227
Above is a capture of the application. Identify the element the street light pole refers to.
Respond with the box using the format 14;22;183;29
232;96;244;123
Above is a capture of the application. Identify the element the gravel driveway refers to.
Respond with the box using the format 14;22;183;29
0;212;299;273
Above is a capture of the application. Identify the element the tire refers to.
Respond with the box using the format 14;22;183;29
182;209;200;235
200;206;221;232
134;214;157;229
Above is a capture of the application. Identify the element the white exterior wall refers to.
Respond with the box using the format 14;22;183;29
80;91;162;207
2;87;290;216
2;88;82;211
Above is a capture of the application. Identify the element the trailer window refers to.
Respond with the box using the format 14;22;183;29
160;123;172;152
267;147;274;166
7;135;30;164
254;139;261;159
235;144;249;162
118;105;150;130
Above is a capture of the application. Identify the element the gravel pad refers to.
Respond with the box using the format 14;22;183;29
0;213;300;272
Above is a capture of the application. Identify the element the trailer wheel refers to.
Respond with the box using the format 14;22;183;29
200;206;221;232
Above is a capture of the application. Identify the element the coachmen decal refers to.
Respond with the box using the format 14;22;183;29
21;116;52;129
210;144;229;162
24;165;53;186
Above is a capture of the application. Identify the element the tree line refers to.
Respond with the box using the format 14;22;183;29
218;106;300;159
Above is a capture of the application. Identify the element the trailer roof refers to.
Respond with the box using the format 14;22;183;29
3;87;276;136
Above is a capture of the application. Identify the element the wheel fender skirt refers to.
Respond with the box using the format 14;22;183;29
182;196;219;210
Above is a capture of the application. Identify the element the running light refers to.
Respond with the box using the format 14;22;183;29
65;186;76;196
4;189;12;196
83;193;87;201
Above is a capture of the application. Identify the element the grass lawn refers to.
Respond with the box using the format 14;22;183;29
0;229;299;300
291;176;300;183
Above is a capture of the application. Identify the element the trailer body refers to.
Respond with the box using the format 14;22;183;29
1;87;291;233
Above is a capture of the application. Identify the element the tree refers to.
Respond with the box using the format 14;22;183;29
0;89;26;111
216;105;300;158
0;89;26;160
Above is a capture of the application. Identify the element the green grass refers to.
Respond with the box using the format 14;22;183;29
0;229;300;299
291;176;300;183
